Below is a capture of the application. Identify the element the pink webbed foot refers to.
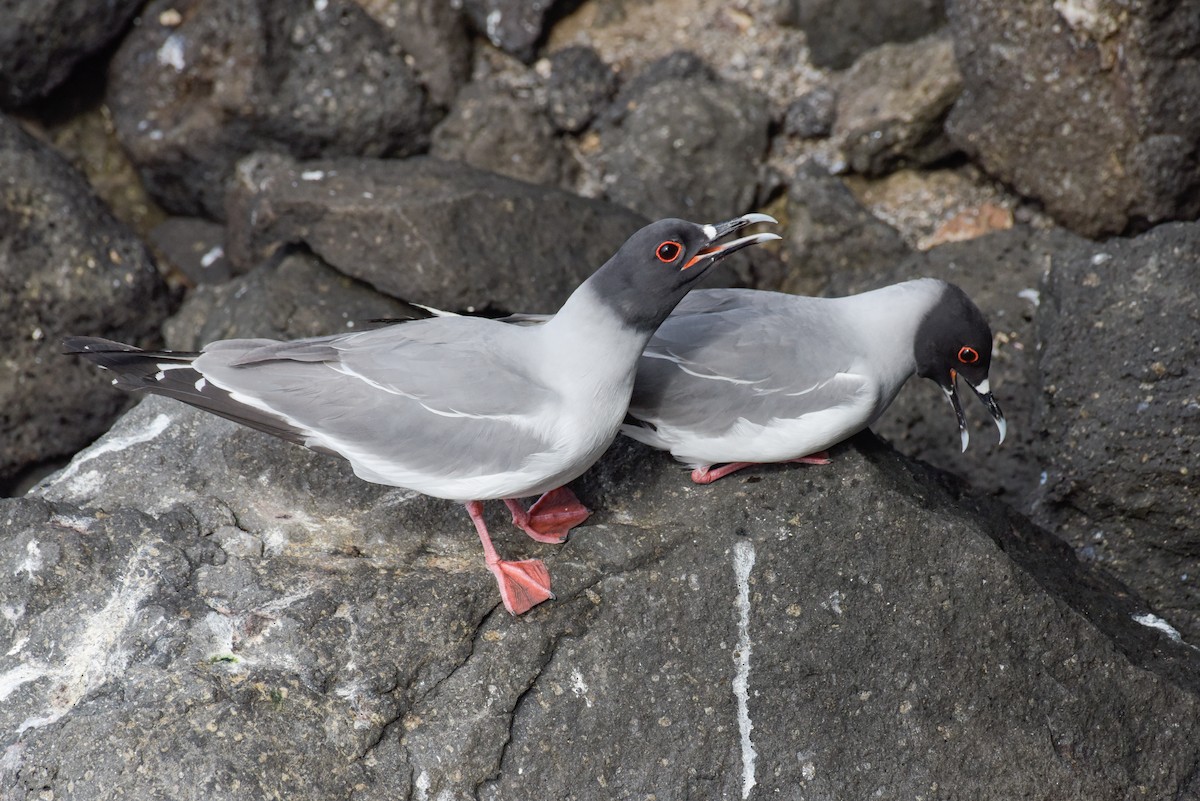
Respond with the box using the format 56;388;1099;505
504;486;591;544
690;451;833;484
466;500;555;615
486;557;555;616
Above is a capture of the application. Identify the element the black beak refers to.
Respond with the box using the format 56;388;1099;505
682;213;780;270
942;371;1007;453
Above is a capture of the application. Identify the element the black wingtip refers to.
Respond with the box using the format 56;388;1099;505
63;336;200;360
62;336;141;355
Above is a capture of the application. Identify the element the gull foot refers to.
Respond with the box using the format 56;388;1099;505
506;487;591;544
487;557;555;615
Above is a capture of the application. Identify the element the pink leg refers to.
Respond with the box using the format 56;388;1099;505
504;486;591;544
465;501;554;615
690;451;833;485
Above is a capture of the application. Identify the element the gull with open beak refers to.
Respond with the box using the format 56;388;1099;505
622;278;1007;483
65;214;779;614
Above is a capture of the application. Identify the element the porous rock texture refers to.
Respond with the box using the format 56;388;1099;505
0;115;171;493
106;0;446;218
0;0;143;107
947;0;1200;237
1033;222;1200;642
4;397;1198;800
224;152;784;314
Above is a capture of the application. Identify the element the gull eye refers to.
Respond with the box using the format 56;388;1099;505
656;241;682;263
957;346;980;364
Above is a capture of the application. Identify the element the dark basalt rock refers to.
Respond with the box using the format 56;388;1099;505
541;45;618;134
781;163;912;297
595;55;770;222
1033;221;1200;641
431;81;570;188
0;114;172;493
947;0;1200;237
789;0;946;69
224;153;782;314
459;0;564;63
5;397;1198;800
0;0;143;107
106;0;440;219
833;34;963;176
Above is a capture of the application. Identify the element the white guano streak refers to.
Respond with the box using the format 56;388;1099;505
733;540;757;799
46;413;173;489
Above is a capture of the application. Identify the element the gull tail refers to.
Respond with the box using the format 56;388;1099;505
63;336;321;450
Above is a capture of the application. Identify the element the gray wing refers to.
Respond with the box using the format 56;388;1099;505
629;289;875;433
196;317;560;480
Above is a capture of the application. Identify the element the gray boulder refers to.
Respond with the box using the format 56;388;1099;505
106;0;441;219
1033;221;1200;641
354;0;473;108
459;0;563;62
783;85;837;140
595;54;771;222
789;0;946;69
163;251;420;350
946;0;1200;237
431;81;571;188
541;45;618;134
148;217;232;286
781;163;912;297
5;395;1199;799
0;114;171;493
834;34;963;176
0;0;142;107
224;153;782;314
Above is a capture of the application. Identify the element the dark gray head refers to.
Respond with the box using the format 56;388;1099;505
914;282;1007;452
589;214;779;332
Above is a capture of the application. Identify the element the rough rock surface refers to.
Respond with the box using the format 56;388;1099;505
791;0;946;69
0;115;171;492
595;55;771;222
431;81;570;187
780;164;912;296
947;0;1200;237
834;34;962;176
225;153;784;313
460;0;563;62
354;0;473;108
106;0;440;218
1033;221;1200;641
783;85;837;140
4;397;1198;800
148;217;231;285
163;251;420;350
540;45;617;133
0;0;143;107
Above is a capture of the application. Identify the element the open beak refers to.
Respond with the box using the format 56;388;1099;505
942;370;1007;453
683;213;780;270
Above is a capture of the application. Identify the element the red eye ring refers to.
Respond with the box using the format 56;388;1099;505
656;240;682;263
958;346;980;364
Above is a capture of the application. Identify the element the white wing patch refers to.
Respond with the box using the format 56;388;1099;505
154;362;193;382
